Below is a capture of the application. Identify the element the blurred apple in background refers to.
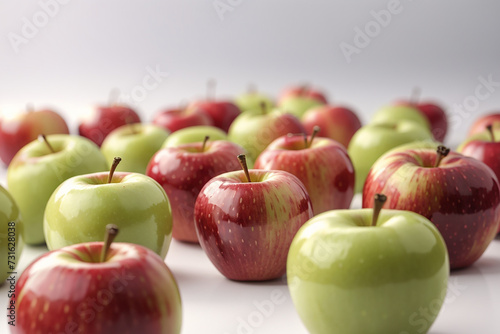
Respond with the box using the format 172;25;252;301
195;155;313;281
147;138;246;243
44;158;173;258
101;123;169;174
0;185;23;282
7;134;108;245
255;128;354;215
79;102;141;147
287;194;449;334
162;125;227;148
152;104;213;133
371;104;431;132
348;120;433;193
301;105;361;148
11;225;182;334
469;112;500;136
0;106;69;166
278;85;327;118
228;107;305;162
235;84;274;112
363;145;500;269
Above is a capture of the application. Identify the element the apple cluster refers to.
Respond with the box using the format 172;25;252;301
1;83;500;334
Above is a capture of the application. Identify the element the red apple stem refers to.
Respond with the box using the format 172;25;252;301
100;224;119;263
410;87;421;105
434;145;450;168
487;124;495;142
108;157;122;183
306;126;320;148
207;79;216;101
201;135;210;151
371;193;387;227
237;154;252;182
38;134;55;153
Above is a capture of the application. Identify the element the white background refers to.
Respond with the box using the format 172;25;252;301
1;1;500;333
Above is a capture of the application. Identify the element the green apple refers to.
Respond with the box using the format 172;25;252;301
0;185;23;282
347;121;433;193
228;109;305;162
235;89;274;113
456;127;500;152
279;97;324;118
287;195;449;334
43;158;173;259
7;134;108;245
101;123;169;174
372;105;431;130
162;125;227;148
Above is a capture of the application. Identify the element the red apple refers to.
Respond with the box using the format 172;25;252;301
0;108;69;165
469;113;500;136
10;225;182;334
79;104;141;146
152;106;213;133
279;85;328;105
194;156;313;281
147;138;246;243
254;129;354;215
301;105;361;148
188;100;241;133
363;145;500;269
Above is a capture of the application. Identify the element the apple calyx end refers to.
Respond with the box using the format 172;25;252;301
434;145;450;167
237;154;252;183
100;224;119;263
371;193;387;227
108;157;122;183
38;134;55;153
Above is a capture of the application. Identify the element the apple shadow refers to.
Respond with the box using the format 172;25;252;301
232;274;288;287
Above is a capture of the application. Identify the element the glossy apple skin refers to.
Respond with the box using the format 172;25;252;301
255;135;354;215
363;149;500;269
0;185;23;282
79;105;141;146
228;110;305;162
194;170;313;281
347;121;433;193
372;105;431;131
188;101;241;132
161;125;227;148
397;101;448;142
11;242;182;334
0;109;69;166
44;172;173;259
153;107;213;133
101;124;170;174
7;135;109;245
287;209;449;334
469;113;500;136
301;105;361;148
146;140;246;243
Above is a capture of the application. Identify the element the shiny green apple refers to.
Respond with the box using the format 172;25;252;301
101;123;169;174
0;185;23;282
162;125;227;148
287;206;449;334
7;134;108;245
372;105;431;130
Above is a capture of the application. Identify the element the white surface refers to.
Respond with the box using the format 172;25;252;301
1;194;500;334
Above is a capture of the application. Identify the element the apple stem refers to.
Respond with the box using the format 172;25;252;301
108;157;122;183
434;145;450;167
487;124;495;142
38;134;55;153
201;135;210;151
260;101;268;115
100;224;119;263
207;79;216;101
371;193;387;227
410;87;421;104
237;154;252;183
306;126;320;148
108;88;121;106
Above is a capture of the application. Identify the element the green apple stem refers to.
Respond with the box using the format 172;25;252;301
487;124;495;142
201;135;210;151
434;145;450;167
410;87;421;104
371;193;387;227
38;134;55;153
306;126;320;148
108;157;122;183
207;79;216;101
237;154;252;182
100;224;119;262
